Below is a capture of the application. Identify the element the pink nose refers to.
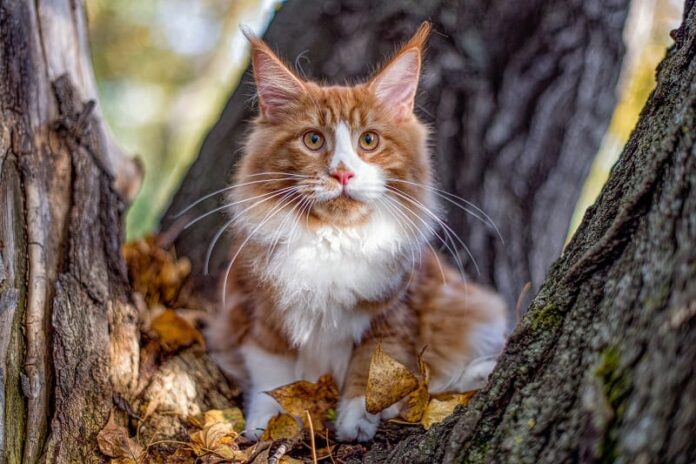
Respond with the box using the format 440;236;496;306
330;169;355;185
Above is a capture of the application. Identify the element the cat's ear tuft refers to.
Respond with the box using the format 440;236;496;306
369;21;431;121
243;27;305;122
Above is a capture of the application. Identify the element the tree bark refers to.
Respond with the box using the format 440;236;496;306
362;3;696;462
0;1;142;462
163;0;630;310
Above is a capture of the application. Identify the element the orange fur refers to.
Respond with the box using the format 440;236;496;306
207;22;507;442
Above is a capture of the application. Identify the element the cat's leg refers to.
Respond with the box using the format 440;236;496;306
419;280;508;394
336;317;416;442
240;342;296;440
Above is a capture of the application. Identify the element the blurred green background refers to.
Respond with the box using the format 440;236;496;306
84;0;681;240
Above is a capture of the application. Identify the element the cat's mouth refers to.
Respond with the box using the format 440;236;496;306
311;189;372;225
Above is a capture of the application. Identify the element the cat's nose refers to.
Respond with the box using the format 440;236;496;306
330;169;355;185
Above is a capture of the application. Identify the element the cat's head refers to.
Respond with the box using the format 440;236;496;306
233;22;435;235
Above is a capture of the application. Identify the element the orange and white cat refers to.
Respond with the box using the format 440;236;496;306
207;22;507;442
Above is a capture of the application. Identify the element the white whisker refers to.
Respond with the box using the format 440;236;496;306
382;195;447;284
173;176;308;218
222;195;299;305
203;186;304;274
184;185;301;230
386;178;504;244
385;189;468;279
387;186;480;276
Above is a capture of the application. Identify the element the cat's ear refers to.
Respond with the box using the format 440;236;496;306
369;21;431;121
243;28;306;122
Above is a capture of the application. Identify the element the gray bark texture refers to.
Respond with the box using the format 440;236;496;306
0;3;263;463
0;0;143;462
163;0;630;310
359;2;696;462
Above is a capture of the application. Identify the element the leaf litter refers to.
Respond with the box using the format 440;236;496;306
105;235;478;462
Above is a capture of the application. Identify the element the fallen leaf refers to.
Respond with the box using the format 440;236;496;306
189;422;236;454
260;413;303;441
365;343;419;414
278;457;303;464
110;459;138;464
190;407;245;433
149;309;205;353
315;444;337;460
266;375;338;431
164;447;197;463
399;353;431;422
123;236;191;308
97;414;144;462
188;420;255;462
420;391;476;430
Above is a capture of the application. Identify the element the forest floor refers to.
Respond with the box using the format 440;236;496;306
107;234;470;463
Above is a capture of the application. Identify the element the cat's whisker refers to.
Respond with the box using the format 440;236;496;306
267;194;307;261
376;198;420;290
246;171;311;179
304;198;315;230
222;195;299;305
386;190;467;281
386;178;504;244
173;176;308;218
183;185;302;230
382;195;448;285
287;196;313;249
203;186;304;274
387;186;480;277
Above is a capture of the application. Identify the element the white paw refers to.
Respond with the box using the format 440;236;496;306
459;358;497;390
380;402;401;420
244;392;281;441
335;396;380;442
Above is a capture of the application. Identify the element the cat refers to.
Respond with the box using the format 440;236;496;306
206;22;508;442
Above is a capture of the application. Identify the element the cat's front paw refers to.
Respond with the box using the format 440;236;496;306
244;393;281;441
335;396;380;442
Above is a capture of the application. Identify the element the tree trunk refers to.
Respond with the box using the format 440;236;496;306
362;3;696;462
0;1;142;462
163;0;630;310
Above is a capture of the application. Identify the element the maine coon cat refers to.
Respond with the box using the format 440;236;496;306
206;22;507;442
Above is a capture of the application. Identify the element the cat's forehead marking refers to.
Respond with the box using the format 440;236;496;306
313;86;370;129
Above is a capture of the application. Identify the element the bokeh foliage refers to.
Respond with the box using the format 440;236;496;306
86;0;280;238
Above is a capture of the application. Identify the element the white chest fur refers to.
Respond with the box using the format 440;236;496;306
256;211;414;386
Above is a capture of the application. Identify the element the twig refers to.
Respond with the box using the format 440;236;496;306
267;441;289;464
305;410;318;464
324;428;336;464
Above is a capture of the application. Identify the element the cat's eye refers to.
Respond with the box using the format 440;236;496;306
302;130;325;151
359;131;380;151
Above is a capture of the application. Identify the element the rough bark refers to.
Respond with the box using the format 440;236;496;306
163;0;630;310
363;3;696;462
0;1;142;462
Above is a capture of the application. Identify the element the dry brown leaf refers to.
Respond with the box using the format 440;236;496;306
260;413;303;441
266;375;338;431
164;447;197;463
399;354;431;422
123;236;191;308
190;407;245;433
97;414;144;461
149;309;204;353
189;421;247;460
365;343;419;414
420;391;476;429
315;444;337;460
278;457;303;464
110;458;138;464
